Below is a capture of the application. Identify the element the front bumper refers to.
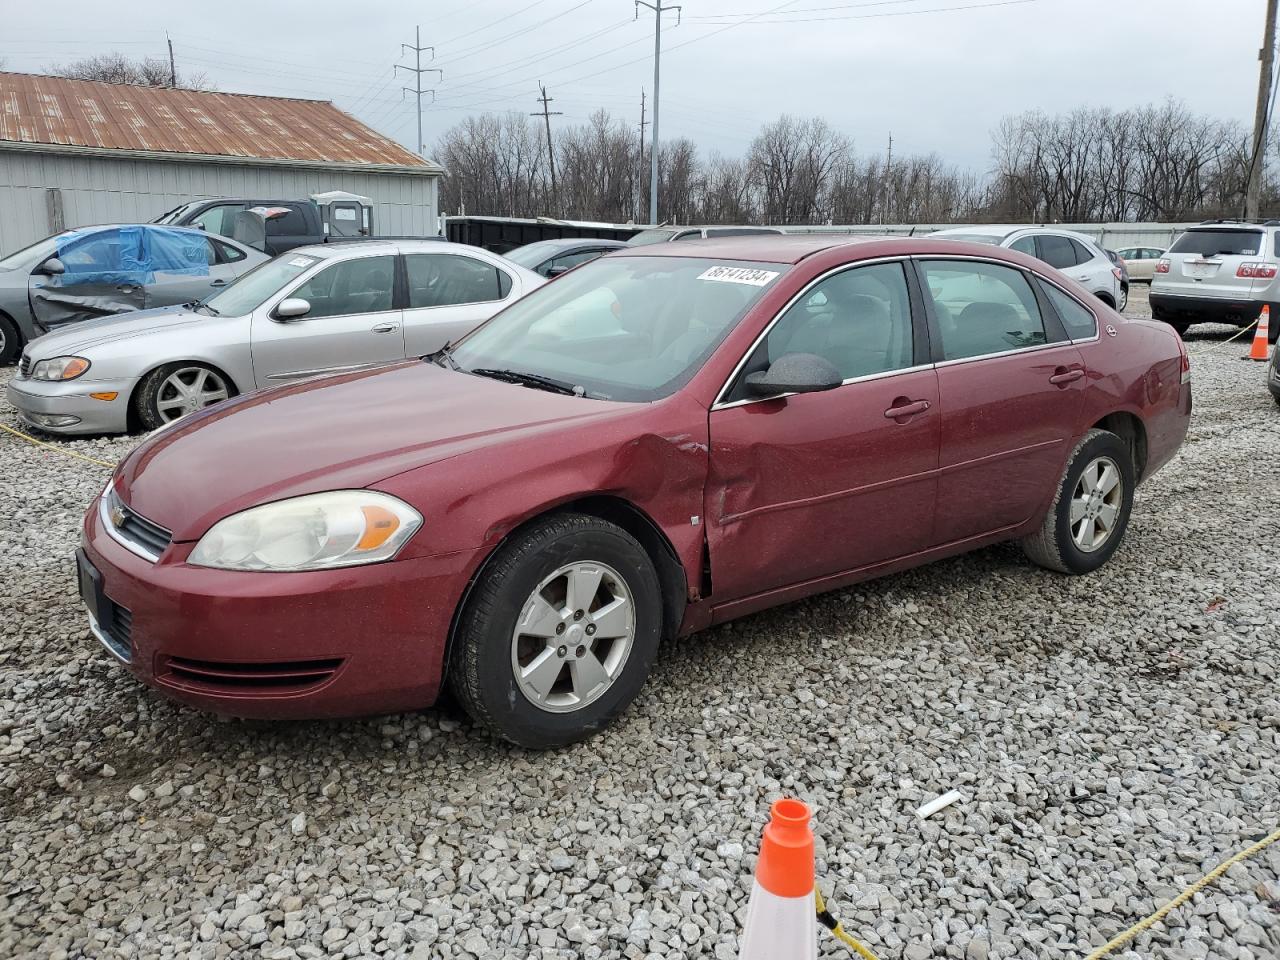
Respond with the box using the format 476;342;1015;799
81;494;481;719
6;375;138;434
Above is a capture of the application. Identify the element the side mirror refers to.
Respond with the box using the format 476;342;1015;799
545;265;569;278
38;257;66;276
275;298;312;320
744;353;843;398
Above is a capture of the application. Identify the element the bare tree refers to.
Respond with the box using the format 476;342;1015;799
48;52;213;90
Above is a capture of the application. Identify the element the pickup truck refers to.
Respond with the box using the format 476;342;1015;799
152;192;377;255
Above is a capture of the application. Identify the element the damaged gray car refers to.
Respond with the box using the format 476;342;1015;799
0;224;267;364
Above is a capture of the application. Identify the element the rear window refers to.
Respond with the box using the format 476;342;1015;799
1169;229;1264;257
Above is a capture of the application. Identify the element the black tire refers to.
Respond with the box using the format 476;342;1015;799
133;362;235;431
448;513;663;748
1022;428;1136;575
1117;284;1129;313
0;314;21;365
1164;319;1191;337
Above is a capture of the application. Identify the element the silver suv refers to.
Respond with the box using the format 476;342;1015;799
1150;219;1280;343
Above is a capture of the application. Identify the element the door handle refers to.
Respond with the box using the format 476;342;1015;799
1048;367;1085;386
883;398;931;419
116;285;135;293
210;279;228;287
371;322;400;334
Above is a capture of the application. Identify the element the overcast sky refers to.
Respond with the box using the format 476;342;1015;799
0;0;1265;171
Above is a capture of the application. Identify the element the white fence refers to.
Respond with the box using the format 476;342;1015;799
782;222;1201;250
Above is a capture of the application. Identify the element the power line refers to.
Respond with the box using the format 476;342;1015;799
397;26;443;156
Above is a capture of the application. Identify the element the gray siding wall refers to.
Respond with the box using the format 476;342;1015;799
0;149;440;255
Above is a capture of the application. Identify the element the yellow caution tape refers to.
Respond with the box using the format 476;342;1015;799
0;422;115;469
815;886;882;960
817;824;1280;960
1083;824;1280;960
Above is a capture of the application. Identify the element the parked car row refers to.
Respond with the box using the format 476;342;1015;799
38;233;1193;746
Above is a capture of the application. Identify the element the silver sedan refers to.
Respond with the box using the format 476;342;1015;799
7;240;543;435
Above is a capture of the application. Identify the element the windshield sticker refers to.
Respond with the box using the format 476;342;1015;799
697;266;779;287
288;256;317;268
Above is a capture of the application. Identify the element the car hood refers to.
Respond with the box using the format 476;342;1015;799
27;305;206;358
115;360;632;541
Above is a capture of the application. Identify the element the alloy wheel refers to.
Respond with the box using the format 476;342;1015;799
1070;455;1123;553
510;561;636;713
155;367;230;422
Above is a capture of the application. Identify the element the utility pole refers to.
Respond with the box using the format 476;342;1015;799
635;1;681;225
881;132;893;224
166;34;176;88
531;84;563;212
396;26;443;156
637;89;648;222
1247;0;1279;219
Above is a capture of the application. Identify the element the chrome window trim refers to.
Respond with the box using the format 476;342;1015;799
99;489;163;563
710;255;914;411
714;362;935;411
933;339;1081;369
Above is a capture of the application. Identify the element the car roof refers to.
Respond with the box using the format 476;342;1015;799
521;237;628;251
616;233;890;264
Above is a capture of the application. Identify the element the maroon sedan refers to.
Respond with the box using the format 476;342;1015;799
79;236;1191;747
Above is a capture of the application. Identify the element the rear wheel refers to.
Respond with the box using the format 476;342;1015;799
1116;284;1129;313
1022;429;1136;575
0;314;20;365
133;362;234;430
448;513;663;748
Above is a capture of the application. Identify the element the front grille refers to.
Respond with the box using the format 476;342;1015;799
95;600;132;662
103;489;173;561
162;656;345;695
17;354;31;378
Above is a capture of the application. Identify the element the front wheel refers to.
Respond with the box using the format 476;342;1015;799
1022;429;1136;575
448;513;663;748
0;315;20;365
133;362;234;431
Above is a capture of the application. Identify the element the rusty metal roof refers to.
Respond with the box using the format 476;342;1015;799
0;71;436;171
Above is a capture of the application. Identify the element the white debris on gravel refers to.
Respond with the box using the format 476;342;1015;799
1;313;1278;959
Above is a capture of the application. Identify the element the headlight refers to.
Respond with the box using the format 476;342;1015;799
32;356;91;381
188;491;422;572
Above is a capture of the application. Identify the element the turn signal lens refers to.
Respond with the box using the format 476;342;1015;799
90;391;119;402
189;491;422;572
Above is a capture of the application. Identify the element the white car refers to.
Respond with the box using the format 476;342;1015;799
930;226;1124;310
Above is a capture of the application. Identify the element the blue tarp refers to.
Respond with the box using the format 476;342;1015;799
55;226;208;287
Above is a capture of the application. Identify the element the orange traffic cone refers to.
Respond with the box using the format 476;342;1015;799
1247;305;1272;361
738;798;817;960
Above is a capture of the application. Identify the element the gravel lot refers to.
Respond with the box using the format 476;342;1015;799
1;300;1278;960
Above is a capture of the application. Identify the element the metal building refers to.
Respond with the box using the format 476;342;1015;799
0;71;443;254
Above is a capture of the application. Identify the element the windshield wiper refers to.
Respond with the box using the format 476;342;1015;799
468;367;585;396
192;302;220;316
425;340;458;370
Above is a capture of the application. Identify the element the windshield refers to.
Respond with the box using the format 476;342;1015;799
931;232;1003;245
505;241;563;269
449;256;786;402
202;252;324;316
152;201;203;225
0;236;60;271
1169;229;1264;257
626;228;680;246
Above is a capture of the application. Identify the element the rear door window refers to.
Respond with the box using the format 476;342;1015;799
1038;235;1079;269
406;254;510;308
1169;230;1264;257
920;260;1049;361
1042;284;1098;340
1069;239;1097;264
